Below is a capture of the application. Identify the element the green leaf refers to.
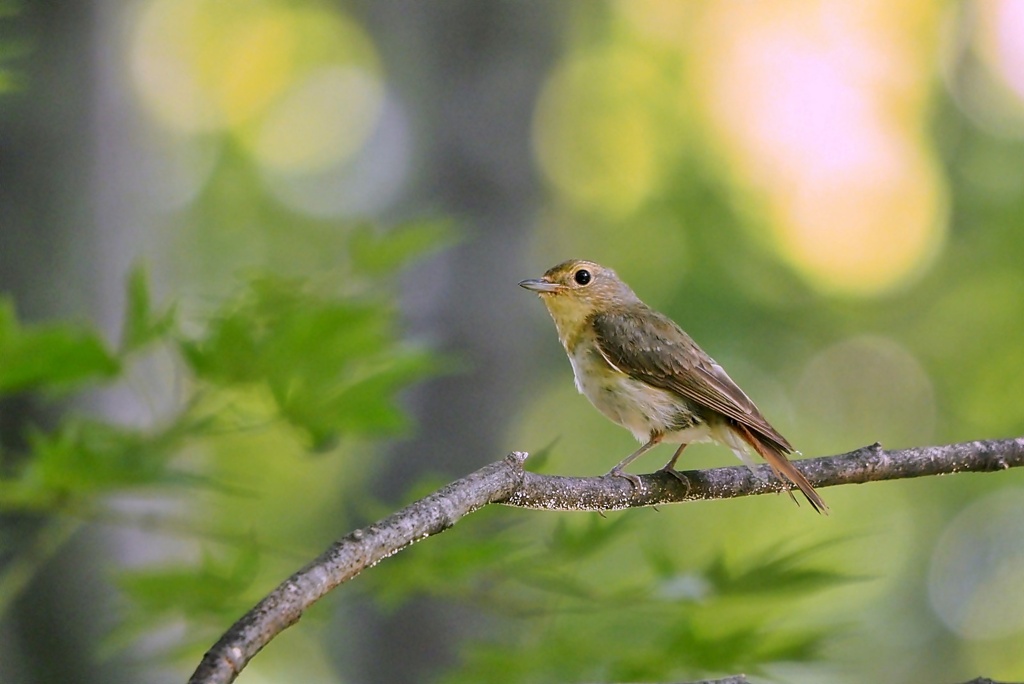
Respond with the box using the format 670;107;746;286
0;299;120;394
548;513;635;559
182;274;442;446
118;544;259;617
704;539;863;597
348;220;456;274
522;438;558;473
120;264;176;353
106;544;261;656
22;418;188;494
181;276;389;385
367;525;518;609
290;349;438;444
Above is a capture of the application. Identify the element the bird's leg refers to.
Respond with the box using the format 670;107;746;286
608;434;662;488
658;443;690;489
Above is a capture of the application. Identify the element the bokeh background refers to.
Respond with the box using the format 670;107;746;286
2;1;1024;683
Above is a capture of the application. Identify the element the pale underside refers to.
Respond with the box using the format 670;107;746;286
567;342;760;471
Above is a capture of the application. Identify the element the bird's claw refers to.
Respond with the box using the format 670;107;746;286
608;467;642;489
658;466;690;493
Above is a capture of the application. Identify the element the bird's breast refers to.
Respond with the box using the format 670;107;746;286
566;341;700;443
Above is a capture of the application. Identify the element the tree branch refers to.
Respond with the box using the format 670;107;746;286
188;437;1024;684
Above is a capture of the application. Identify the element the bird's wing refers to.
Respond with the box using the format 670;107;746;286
590;308;793;452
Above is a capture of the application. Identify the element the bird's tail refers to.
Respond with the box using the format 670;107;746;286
734;424;829;515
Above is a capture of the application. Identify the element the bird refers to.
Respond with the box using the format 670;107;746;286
519;259;828;514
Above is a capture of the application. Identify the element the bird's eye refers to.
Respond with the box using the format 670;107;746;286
574;269;592;286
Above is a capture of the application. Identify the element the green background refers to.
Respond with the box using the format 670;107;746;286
2;2;1023;683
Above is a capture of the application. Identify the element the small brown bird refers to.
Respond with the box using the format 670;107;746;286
519;259;827;514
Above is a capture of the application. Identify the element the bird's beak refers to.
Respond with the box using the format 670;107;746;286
518;278;561;294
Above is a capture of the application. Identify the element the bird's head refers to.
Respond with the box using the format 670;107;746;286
519;259;641;346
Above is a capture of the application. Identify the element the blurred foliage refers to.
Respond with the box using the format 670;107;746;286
181;273;437;449
363;508;856;683
0;301;120;394
0;225;446;655
0;1;26;92
107;543;261;657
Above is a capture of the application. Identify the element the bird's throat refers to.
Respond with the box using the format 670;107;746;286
542;296;595;353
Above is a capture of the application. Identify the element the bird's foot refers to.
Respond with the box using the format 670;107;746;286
607;467;642;489
658;466;690;493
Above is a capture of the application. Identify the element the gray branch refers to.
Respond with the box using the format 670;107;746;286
187;437;1024;684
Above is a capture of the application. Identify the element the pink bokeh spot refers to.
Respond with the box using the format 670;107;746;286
994;0;1024;100
722;26;892;186
701;3;944;295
